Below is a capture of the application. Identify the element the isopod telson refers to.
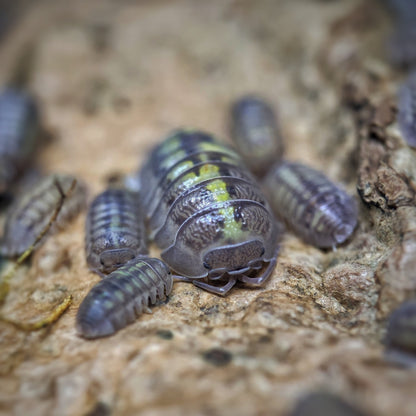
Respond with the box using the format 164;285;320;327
76;256;172;339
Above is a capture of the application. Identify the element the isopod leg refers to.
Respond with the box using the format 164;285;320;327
192;277;237;296
171;274;193;283
238;257;277;287
0;295;72;331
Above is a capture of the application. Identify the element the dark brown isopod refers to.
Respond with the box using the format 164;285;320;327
85;188;148;275
0;173;87;257
264;161;357;249
76;256;172;339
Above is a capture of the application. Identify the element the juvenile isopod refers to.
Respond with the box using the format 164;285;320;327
85;188;148;275
384;300;416;368
230;95;283;176
138;129;280;295
0;173;87;257
264;161;357;249
76;256;172;339
397;71;416;147
0;88;40;194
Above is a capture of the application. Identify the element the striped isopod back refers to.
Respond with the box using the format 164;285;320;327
0;173;87;257
76;257;172;339
264;161;357;249
0;88;39;194
398;71;416;147
230;95;283;176
139;129;280;295
85;188;148;275
384;300;416;368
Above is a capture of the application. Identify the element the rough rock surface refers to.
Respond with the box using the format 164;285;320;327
0;1;416;415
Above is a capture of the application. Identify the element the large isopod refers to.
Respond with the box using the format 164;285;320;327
138;129;280;295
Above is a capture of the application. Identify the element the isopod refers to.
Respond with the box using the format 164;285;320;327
264;161;357;249
76;256;172;339
139;129;280;295
384;300;416;368
230;95;283;176
290;392;367;416
0;173;87;257
85;188;148;275
0;88;40;194
398;71;416;147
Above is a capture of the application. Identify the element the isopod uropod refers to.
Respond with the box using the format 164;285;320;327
138;129;280;295
76;256;173;339
264;161;357;249
0;88;40;194
230;95;283;176
85;188;148;275
0;173;87;257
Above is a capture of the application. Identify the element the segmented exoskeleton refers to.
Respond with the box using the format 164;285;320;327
76;257;172;338
264;161;357;249
0;88;40;194
85;188;148;275
230;95;283;176
0;174;87;257
138;129;280;295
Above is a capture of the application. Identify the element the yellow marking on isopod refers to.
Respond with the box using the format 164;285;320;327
166;159;195;182
206;179;230;203
0;295;72;331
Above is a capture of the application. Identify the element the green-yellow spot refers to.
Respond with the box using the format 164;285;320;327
206;179;230;203
166;160;195;182
220;206;245;241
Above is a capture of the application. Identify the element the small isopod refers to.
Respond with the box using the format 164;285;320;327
398;71;416;147
139;129;280;295
290;392;368;416
0;88;40;194
0;173;87;257
264;161;357;249
384;300;416;368
230;95;283;176
76;256;172;339
85;188;148;275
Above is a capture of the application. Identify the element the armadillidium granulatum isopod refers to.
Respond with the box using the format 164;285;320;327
85;188;148;275
0;88;40;194
230;95;283;176
0;174;87;257
398;71;416;147
264;161;357;249
76;256;172;339
138;129;280;295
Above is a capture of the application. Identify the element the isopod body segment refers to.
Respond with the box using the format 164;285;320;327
139;129;280;295
230;95;283;176
0;88;40;193
76;257;173;339
0;173;87;257
85;188;148;275
264;161;357;249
